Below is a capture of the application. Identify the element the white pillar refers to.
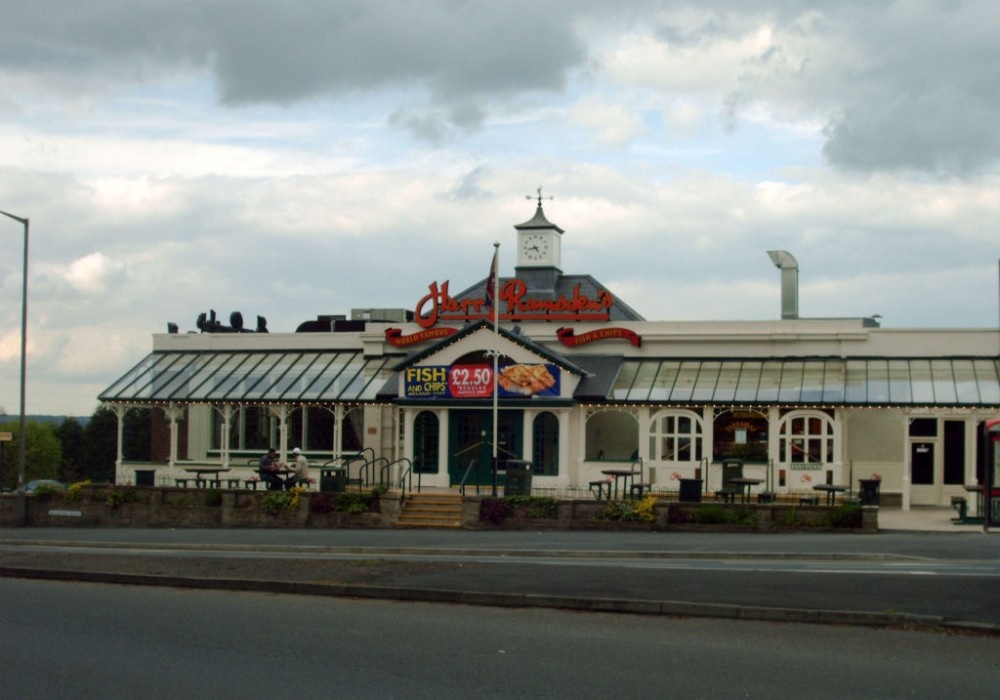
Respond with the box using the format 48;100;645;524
902;413;912;511
165;402;184;469
113;404;126;483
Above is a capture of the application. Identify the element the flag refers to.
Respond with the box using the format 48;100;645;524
485;247;498;314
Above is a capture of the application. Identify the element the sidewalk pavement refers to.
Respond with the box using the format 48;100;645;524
877;505;996;532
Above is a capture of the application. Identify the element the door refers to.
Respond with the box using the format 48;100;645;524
448;409;522;486
910;440;938;505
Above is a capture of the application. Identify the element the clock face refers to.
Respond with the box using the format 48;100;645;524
522;234;549;261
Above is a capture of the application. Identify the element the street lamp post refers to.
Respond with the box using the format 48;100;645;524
0;210;28;525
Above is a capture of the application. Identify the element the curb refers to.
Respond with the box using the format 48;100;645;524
4;565;997;637
0;539;927;562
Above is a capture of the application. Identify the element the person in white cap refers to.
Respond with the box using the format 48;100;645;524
287;447;310;489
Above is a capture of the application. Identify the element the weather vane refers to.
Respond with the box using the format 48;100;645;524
526;187;553;207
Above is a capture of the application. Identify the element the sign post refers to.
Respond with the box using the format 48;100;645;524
0;432;10;514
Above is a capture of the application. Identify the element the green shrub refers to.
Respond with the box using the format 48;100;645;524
65;480;93;502
31;483;65;502
334;491;377;514
828;504;862;528
507;495;558;519
261;491;296;514
693;504;756;527
597;500;642;522
105;488;139;509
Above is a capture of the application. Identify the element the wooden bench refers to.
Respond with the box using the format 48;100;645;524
799;495;820;506
223;477;242;489
630;481;653;498
950;495;968;522
589;480;611;500
174;478;190;488
714;461;743;503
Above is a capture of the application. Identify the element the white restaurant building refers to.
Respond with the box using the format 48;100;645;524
101;202;1000;509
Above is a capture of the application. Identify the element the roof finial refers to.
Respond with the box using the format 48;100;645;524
525;186;553;208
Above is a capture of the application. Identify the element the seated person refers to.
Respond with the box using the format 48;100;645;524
288;447;310;489
258;448;284;491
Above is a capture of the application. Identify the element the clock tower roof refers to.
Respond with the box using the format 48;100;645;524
515;203;564;234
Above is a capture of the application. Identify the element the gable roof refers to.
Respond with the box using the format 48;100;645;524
392;320;589;376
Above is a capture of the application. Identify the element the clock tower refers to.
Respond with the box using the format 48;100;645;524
515;188;563;292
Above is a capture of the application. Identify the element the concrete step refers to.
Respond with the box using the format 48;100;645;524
395;494;463;529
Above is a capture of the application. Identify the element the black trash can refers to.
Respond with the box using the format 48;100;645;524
858;478;881;506
679;477;703;503
320;468;347;493
134;469;155;487
503;459;532;496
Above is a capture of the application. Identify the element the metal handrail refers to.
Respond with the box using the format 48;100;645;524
373;457;391;488
385;458;416;493
458;459;480;496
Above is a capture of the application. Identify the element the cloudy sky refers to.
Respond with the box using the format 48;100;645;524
1;0;999;417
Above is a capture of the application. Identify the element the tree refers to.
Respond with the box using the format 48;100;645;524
55;417;87;483
82;407;118;483
0;418;61;488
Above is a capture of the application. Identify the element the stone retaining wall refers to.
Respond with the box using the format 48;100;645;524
2;488;875;532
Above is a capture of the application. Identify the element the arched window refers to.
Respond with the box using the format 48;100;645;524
585;409;639;461
413;411;439;474
648;410;703;462
778;411;835;464
532;412;559;475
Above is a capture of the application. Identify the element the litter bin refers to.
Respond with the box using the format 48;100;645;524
679;477;703;503
503;459;532;496
320;468;347;493
858;478;881;506
134;469;155;487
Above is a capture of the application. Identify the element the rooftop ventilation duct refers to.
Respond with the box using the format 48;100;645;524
767;250;799;320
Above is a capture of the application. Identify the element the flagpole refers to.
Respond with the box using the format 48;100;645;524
491;241;500;497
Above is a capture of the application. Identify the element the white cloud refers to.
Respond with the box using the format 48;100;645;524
64;253;127;295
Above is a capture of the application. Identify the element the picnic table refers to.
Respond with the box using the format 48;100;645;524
600;469;635;500
181;467;230;488
812;484;848;506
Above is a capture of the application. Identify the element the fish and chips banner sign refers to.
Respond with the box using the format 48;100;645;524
404;363;560;399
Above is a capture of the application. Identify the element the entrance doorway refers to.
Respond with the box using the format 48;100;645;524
448;409;523;486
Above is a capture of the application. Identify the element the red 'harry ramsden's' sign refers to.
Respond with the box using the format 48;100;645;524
415;278;614;328
385;327;458;347
556;327;641;348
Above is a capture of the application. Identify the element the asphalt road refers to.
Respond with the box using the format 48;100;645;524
3;577;998;699
3;527;999;632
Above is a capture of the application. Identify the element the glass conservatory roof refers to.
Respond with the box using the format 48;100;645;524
607;357;1000;407
99;350;397;404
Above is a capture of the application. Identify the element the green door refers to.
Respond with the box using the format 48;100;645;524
449;409;522;486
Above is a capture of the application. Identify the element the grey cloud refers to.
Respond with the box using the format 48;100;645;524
6;1;1000;173
2;1;587;119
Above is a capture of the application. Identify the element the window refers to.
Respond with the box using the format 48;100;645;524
413;411;439;474
778;412;835;464
211;406;271;451
532;412;559;475
647;411;703;462
585;409;638;461
713;410;768;462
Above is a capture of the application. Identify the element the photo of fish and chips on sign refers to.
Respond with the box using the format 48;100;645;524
496;362;558;396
